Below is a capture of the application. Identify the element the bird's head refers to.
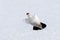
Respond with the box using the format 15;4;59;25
26;13;30;15
26;13;33;18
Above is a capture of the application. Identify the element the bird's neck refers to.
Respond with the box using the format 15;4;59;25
28;14;33;18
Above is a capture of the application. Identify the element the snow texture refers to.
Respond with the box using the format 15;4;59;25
0;0;60;40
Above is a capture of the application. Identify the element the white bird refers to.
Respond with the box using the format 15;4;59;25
25;13;47;30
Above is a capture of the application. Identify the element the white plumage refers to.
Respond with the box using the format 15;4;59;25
25;13;46;30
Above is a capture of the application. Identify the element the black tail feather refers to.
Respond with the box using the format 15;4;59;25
40;22;47;29
33;26;42;30
33;22;47;30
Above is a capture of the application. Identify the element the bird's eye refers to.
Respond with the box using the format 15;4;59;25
26;13;29;15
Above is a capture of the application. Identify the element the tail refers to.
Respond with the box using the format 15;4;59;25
40;22;47;29
33;22;47;30
33;26;42;30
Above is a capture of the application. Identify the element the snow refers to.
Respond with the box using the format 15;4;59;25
0;0;60;40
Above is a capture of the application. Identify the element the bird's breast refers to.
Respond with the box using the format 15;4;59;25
28;18;40;26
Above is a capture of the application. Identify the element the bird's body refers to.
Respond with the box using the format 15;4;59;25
25;13;46;30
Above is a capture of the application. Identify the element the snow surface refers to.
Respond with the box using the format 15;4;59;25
0;0;60;40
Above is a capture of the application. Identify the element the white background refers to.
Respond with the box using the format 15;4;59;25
0;0;60;40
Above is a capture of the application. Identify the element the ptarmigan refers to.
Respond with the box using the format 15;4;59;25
25;13;47;30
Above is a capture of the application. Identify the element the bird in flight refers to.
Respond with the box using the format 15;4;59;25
25;13;47;30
